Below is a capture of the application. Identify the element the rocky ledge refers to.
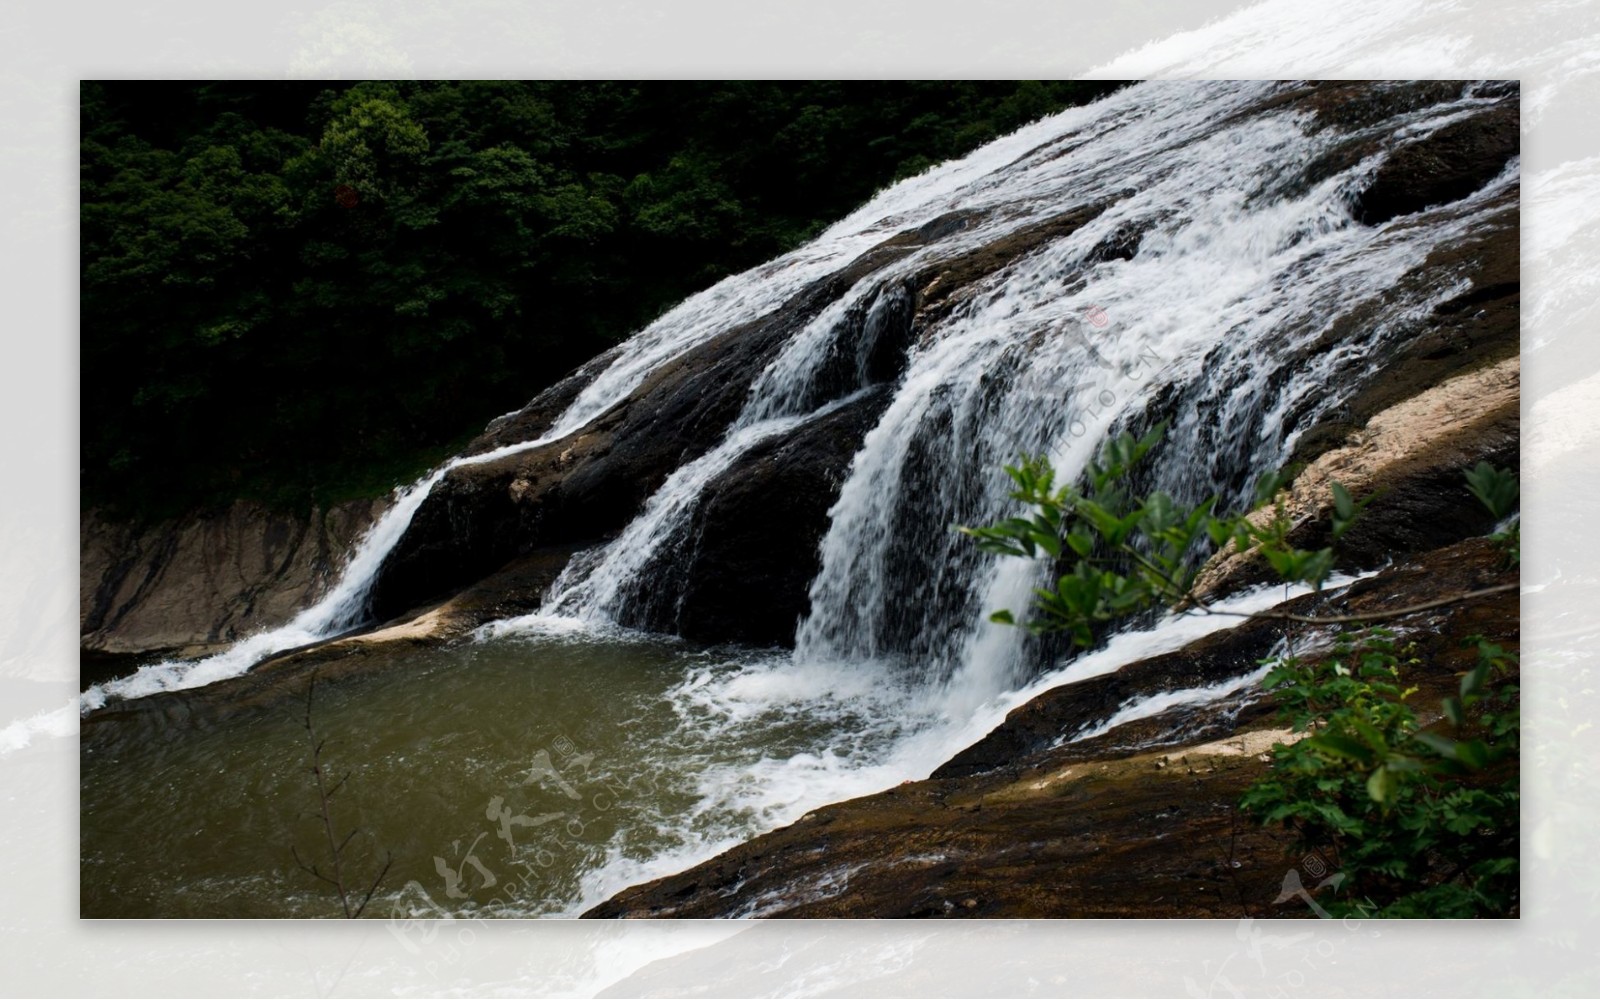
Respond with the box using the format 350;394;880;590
586;536;1518;918
80;498;388;679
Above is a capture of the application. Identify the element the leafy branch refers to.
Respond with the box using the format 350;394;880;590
957;423;1517;644
1241;631;1518;916
958;424;1520;916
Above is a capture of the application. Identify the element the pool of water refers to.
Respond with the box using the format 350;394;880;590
79;622;938;918
78;576;1326;919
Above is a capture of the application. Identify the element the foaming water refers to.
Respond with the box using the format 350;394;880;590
564;573;1370;914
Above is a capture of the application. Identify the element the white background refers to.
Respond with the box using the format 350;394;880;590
2;0;1595;995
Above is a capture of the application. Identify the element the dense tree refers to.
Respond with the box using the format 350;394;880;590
81;81;1126;516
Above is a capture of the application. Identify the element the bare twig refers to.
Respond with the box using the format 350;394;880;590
1134;544;1516;630
1183;582;1519;627
292;671;391;918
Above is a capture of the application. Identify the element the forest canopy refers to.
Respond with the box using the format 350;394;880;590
81;80;1125;517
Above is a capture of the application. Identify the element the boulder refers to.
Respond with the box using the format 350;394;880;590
1353;98;1518;225
663;387;892;646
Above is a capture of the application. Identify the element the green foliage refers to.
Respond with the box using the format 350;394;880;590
957;424;1351;644
1240;633;1519;917
1465;461;1521;566
960;431;1521;916
82;80;1127;516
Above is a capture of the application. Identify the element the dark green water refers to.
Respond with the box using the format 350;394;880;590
80;627;929;918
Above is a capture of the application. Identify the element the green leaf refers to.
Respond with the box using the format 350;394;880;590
1412;730;1460;759
1454;740;1490;770
1464;462;1519;520
1442;696;1464;726
1349;715;1389;754
1332;481;1354;522
1461;661;1492;701
1367;765;1398;804
1252;468;1289;507
1307;732;1375;765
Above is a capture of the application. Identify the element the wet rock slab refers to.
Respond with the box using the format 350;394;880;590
587;538;1517;918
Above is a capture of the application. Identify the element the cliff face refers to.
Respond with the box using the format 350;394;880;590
79;499;387;669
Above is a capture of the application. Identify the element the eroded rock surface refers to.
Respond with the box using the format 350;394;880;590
1196;355;1519;598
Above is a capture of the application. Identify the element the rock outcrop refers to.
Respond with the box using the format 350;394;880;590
586;537;1517;918
1352;97;1519;225
79;498;387;671
1195;354;1519;599
640;387;892;645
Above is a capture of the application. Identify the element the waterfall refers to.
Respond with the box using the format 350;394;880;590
75;101;1092;709
795;82;1516;712
69;79;1521;923
529;79;1515;710
83;79;1516;714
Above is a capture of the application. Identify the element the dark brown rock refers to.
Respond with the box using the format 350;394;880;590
665;387;892;646
463;342;626;456
585;538;1517;918
1352;98;1518;226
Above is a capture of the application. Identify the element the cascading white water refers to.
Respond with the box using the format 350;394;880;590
519;79;1516;715
802;89;1511;713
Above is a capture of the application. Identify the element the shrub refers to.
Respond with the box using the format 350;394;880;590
960;425;1520;916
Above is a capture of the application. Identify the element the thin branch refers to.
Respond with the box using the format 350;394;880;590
292;846;342;889
290;670;390;918
1184;583;1518;627
351;852;394;919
